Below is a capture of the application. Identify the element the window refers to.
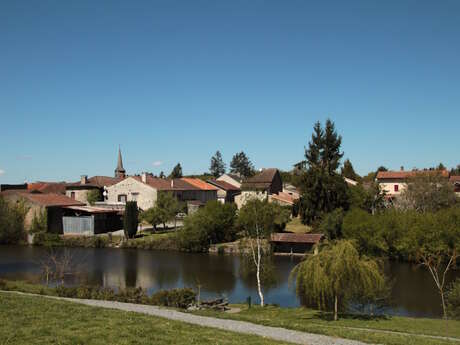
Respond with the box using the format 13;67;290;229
131;193;139;201
70;192;75;199
394;184;399;192
118;194;127;203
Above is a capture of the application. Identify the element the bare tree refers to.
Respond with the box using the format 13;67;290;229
39;247;84;285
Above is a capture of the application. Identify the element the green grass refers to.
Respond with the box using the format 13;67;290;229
122;231;181;251
193;304;460;345
0;293;291;345
285;217;312;233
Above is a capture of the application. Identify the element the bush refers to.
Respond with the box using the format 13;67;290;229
55;285;78;298
0;197;28;244
447;279;460;320
116;287;148;304
124;201;139;239
318;208;344;240
150;288;196;308
33;232;62;246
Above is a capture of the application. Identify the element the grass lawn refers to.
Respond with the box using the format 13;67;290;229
193;304;460;345
285;217;312;233
0;293;291;345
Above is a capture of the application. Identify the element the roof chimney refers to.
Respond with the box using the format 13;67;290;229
400;166;404;171
141;172;147;183
81;175;88;185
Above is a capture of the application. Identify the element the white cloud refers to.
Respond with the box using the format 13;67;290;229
0;169;4;176
152;161;163;167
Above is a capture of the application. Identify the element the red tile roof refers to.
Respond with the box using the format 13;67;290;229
181;178;218;191
28;182;67;194
67;176;123;188
376;170;449;180
450;176;460;183
270;233;324;244
207;180;241;191
270;192;299;205
1;190;84;207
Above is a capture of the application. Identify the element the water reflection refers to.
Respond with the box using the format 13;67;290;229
0;245;458;318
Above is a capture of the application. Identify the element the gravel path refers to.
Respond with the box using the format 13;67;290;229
2;291;370;345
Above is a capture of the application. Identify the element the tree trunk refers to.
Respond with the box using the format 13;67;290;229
334;294;338;321
256;241;264;307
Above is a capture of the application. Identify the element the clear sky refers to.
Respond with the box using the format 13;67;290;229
1;0;459;184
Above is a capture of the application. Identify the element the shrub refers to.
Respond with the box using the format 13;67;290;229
33;232;62;246
318;208;344;240
55;286;78;298
447;279;460;320
0;197;28;244
150;288;196;308
116;287;148;304
76;285;94;299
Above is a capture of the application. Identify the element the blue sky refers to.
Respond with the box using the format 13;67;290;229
1;0;459;183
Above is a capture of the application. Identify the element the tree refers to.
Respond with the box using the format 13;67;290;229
0;197;28;244
179;201;237;252
141;207;163;231
438;163;446;171
402;207;460;321
318;208;344;240
169;163;183;178
156;192;180;229
292;240;386;321
210;151;226;178
450;164;460;175
123;201;139;239
299;119;349;225
159;171;166;179
396;172;457;213
237;199;282;306
341;159;359;181
229;151;255;178
349;183;386;215
86;189;102;205
447;279;460;320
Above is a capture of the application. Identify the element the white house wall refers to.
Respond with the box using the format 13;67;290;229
106;177;157;210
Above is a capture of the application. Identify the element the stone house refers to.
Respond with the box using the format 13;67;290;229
0;190;84;233
66;175;122;205
206;179;241;203
216;173;243;189
105;173;217;211
235;168;283;209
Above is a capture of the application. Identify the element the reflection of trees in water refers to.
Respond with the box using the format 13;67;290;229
180;254;237;294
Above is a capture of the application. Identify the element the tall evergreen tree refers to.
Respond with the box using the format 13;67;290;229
229;151;255;178
123;201;139;239
300;119;349;225
210;151;226;178
341;159;359;180
169;163;183;178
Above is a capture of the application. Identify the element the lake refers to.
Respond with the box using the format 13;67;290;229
0;245;458;318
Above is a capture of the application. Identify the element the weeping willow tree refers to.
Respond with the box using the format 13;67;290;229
291;240;386;320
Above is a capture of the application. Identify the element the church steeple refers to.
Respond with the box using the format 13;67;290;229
115;146;126;178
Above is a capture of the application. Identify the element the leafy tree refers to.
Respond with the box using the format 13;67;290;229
237;199;282;306
402;207;460;321
141;207;163;231
179;201;237;252
447;278;460;320
341;159;359;181
438;163;446;171
156;192;180;229
30;209;47;234
86;189;102;205
349;183;386;215
450;164;460;175
169;163;183;178
229;151;255;178
123;201;139;239
396;172;457;212
299;119;349;225
0;197;28;244
159;171;166;179
318;208;344;240
292;240;386;321
210;150;226;178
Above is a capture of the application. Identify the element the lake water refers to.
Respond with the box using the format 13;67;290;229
0;245;458;318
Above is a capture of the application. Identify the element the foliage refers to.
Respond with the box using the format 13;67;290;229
142;192;180;230
299;119;349;225
169;163;183;178
210;150;226;177
451;164;460;175
349;182;386;214
318;208;344;240
237;199;284;306
150;288;196;308
396;172;457;213
341;159;360;181
0;196;28;244
229;151;255;178
179;201;237;252
292;240;386;321
122;232;180;251
447;279;460;320
86;189;102;205
123;201;139;239
29;208;47;234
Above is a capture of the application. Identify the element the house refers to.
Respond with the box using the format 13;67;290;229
269;192;299;207
216;173;243;188
235;168;283;209
0;190;84;234
450;175;460;196
66;175;122;205
376;169;449;198
105;173;217;211
28;182;67;194
270;233;323;254
206;179;241;203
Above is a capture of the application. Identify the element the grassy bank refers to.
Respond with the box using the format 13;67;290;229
193;304;460;345
285;217;312;233
0;293;290;345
